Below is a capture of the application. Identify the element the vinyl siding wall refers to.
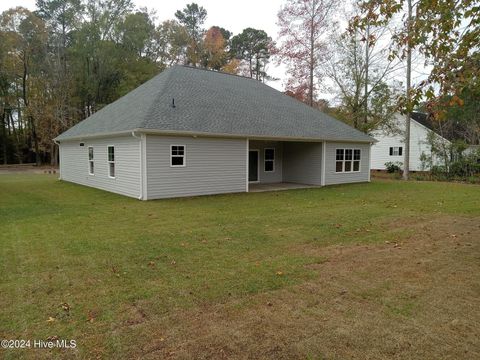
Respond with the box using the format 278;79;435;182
324;142;370;185
283;142;323;185
145;135;247;199
370;131;404;170
371;114;449;171
59;135;141;198
249;140;283;183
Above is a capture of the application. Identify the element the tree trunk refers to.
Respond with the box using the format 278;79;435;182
309;16;314;107
364;24;369;124
30;116;41;166
403;0;412;180
9;112;22;164
1;110;7;164
50;143;59;167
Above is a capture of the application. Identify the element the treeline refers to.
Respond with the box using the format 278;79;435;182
0;1;274;165
1;0;479;169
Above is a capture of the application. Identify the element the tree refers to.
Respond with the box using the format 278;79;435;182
116;11;155;57
35;0;83;165
70;0;135;116
277;0;336;106
150;20;189;66
327;15;400;132
0;7;49;164
231;28;272;81
352;0;480;178
433;85;480;145
174;3;207;66
202;27;227;70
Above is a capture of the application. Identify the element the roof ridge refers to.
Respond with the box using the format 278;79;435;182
139;67;175;129
178;64;260;81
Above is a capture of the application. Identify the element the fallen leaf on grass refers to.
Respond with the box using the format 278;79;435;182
276;271;284;276
111;265;120;277
87;310;97;323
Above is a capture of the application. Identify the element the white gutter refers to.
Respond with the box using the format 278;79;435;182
56;128;375;144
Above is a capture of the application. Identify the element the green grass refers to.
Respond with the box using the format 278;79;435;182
0;174;478;358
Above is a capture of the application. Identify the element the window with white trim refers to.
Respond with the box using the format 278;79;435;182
88;147;94;175
264;148;275;172
108;146;115;178
171;145;185;167
336;148;361;173
389;146;403;156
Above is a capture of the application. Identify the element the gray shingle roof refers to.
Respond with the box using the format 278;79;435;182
56;65;374;142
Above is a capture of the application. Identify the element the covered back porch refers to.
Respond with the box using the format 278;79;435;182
247;139;324;192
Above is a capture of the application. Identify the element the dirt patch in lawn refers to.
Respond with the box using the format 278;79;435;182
132;216;480;359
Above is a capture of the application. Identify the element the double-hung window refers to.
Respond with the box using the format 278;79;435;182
353;149;361;171
336;148;361;173
171;145;185;167
264;148;275;172
108;146;115;178
88;147;94;175
389;146;403;156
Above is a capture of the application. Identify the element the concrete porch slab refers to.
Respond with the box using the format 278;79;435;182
248;182;320;193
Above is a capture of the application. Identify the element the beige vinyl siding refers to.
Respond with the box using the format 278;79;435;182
145;135;247;199
324;142;370;185
59;135;141;198
283;141;323;185
249;140;283;183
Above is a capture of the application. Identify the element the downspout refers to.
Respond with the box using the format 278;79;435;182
368;142;373;182
321;141;326;186
132;131;144;200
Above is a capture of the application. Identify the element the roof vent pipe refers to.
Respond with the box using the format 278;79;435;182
171;98;176;108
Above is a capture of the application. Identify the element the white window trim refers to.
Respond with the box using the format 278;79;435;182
335;148;361;173
264;147;275;172
88;146;94;175
390;146;402;156
170;144;186;167
107;145;116;179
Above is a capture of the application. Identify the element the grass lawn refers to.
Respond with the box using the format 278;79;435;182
1;174;479;359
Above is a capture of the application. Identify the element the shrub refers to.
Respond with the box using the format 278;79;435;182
385;161;403;173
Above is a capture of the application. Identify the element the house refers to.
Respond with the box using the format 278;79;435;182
55;65;375;200
370;112;451;171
